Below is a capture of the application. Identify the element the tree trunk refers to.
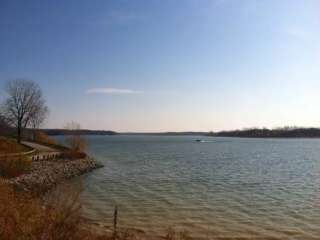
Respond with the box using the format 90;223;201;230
17;122;21;143
33;129;37;142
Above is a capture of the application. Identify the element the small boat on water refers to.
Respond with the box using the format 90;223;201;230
195;139;203;142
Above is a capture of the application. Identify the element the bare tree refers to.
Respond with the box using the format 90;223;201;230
1;79;48;143
29;104;49;141
64;121;86;152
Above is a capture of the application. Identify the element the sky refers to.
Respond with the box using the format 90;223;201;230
0;0;319;132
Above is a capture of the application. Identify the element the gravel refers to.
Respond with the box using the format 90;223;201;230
9;157;103;193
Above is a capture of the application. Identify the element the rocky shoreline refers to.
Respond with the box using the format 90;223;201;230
8;157;103;193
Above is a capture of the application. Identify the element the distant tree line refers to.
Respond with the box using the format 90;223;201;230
43;129;117;136
208;127;320;138
123;132;206;136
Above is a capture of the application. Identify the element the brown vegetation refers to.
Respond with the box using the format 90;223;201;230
0;180;195;240
62;121;88;159
64;121;87;153
0;137;33;178
0;180;87;240
0;137;29;154
0;156;32;178
61;150;87;159
35;131;58;145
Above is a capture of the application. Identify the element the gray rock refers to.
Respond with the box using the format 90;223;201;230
9;157;104;193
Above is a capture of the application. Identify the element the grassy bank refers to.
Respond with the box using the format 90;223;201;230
0;137;30;154
0;137;33;178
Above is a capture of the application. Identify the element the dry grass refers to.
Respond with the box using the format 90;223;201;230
35;131;86;158
61;150;87;159
0;155;32;178
0;180;197;240
164;229;194;240
0;137;33;178
0;180;103;240
0;180;86;240
0;137;29;154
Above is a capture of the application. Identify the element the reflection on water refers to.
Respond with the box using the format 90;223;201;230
71;135;320;239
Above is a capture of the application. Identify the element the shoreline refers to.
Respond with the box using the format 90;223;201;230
8;155;103;194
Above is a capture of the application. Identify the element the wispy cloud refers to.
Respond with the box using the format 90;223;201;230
86;88;142;95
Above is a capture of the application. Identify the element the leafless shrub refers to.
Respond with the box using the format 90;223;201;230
36;131;57;145
64;121;87;153
0;180;87;240
0;180;198;240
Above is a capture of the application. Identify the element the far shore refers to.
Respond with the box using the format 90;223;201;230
41;127;320;139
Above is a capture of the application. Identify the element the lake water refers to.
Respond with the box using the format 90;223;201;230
76;135;320;239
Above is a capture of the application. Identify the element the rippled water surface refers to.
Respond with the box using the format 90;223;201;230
77;135;320;239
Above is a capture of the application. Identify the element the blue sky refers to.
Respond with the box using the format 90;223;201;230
0;0;319;132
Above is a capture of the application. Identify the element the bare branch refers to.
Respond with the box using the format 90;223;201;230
1;79;48;143
64;121;87;152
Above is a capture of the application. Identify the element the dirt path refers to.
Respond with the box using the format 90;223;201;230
22;141;58;153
